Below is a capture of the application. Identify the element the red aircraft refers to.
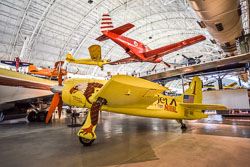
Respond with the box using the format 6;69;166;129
0;57;33;72
96;14;206;70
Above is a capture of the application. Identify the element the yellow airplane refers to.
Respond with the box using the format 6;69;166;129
66;45;110;70
204;82;239;90
45;75;226;146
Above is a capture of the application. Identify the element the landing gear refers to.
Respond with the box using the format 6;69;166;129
79;137;95;146
37;111;46;122
100;66;104;71
27;110;47;122
27;111;37;122
176;119;187;129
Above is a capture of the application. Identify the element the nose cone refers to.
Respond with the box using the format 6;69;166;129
62;78;87;108
50;85;63;93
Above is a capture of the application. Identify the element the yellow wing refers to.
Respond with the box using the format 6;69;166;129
90;75;167;107
88;45;101;60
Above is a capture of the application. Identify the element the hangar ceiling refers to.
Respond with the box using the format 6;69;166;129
0;0;222;77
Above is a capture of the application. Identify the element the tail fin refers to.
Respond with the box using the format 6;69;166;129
66;54;75;62
28;65;39;73
101;14;114;32
181;76;202;104
96;14;135;42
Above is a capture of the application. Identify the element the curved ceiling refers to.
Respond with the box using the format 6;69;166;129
0;0;222;77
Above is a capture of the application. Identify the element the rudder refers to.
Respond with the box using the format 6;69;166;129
101;14;114;32
181;76;202;103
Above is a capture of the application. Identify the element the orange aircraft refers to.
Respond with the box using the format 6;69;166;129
28;61;67;78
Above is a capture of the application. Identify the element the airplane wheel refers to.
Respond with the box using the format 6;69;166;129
27;111;38;122
38;111;46;122
79;137;95;146
181;123;187;129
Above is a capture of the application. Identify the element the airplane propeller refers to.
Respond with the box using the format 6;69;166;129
45;61;64;123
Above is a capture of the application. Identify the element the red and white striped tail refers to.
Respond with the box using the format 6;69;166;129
101;14;114;32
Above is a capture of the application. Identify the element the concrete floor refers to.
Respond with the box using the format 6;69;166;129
0;113;250;167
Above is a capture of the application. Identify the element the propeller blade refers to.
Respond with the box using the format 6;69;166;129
45;93;60;123
58;98;63;119
182;54;188;59
58;62;62;86
198;55;203;58
163;61;171;68
152;64;157;71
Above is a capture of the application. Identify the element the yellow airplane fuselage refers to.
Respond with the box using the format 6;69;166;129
66;58;110;68
62;78;205;120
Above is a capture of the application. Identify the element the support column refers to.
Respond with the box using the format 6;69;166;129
218;76;223;90
19;36;29;60
181;75;184;93
238;76;242;86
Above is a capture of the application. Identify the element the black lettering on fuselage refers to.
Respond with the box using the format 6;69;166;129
158;97;168;105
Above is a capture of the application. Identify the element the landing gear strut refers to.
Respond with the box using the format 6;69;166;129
176;119;187;129
78;97;107;146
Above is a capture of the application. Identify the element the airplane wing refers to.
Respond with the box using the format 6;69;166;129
90;75;167;106
109;57;140;65
0;68;57;104
143;35;206;58
0;60;16;66
19;62;33;67
179;103;227;110
88;45;102;60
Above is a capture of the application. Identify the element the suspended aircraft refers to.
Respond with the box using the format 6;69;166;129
28;61;67;78
203;82;240;90
66;45;110;70
180;54;203;66
45;73;226;146
96;14;206;70
0;57;33;72
0;67;57;122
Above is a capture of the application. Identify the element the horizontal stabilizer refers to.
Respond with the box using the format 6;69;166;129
96;34;110;41
109;23;134;35
180;103;227;110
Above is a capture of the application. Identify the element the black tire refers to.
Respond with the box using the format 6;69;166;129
38;112;46;122
181;124;187;129
27;111;38;122
79;137;95;146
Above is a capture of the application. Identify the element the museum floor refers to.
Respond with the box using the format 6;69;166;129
0;112;250;167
